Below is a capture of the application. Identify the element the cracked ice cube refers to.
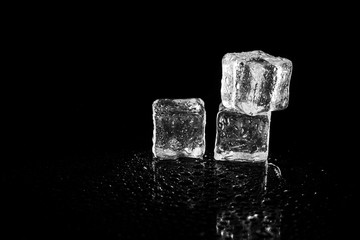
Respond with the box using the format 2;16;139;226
214;104;271;161
152;98;206;160
221;50;292;115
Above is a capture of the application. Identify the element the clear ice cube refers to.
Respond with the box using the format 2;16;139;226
221;50;292;115
214;104;271;161
152;98;206;160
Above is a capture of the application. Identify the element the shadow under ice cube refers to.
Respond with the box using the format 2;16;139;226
214;104;270;161
152;98;206;160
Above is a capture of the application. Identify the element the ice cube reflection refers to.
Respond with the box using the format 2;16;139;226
152;158;206;209
151;155;283;239
215;161;282;239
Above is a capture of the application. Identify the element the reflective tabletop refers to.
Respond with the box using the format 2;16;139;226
4;150;354;239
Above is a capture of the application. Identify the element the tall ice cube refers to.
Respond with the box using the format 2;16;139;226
152;98;206;160
214;104;271;161
221;50;292;115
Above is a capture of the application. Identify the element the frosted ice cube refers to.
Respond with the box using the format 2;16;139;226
214;104;271;161
152;98;206;160
221;50;292;115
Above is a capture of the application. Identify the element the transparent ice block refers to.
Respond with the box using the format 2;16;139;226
221;50;292;115
152;98;206;160
214;104;271;161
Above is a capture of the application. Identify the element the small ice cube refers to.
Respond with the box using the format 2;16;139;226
152;98;206;160
221;50;292;115
214;104;271;161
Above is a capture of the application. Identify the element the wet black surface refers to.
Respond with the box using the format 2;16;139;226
4;150;355;239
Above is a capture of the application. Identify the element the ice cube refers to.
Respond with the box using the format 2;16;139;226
214;104;271;161
152;98;206;159
221;50;292;115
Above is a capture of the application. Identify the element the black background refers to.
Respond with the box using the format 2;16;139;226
14;11;353;164
6;6;357;239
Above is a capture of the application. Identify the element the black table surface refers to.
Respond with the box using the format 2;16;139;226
4;145;356;240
